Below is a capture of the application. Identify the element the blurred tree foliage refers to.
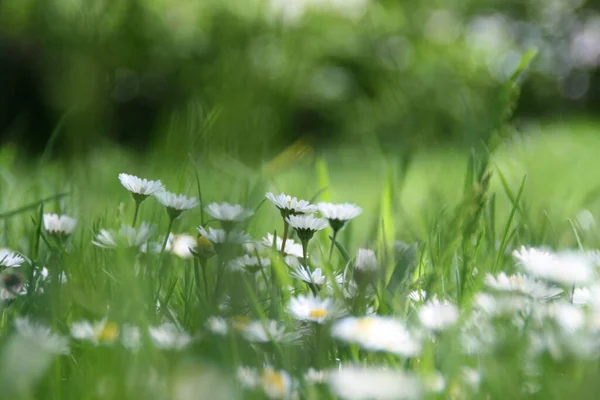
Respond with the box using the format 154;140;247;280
0;0;589;163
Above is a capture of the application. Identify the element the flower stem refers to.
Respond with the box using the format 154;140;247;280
281;221;290;254
302;239;309;267
328;230;338;264
132;200;141;227
157;217;175;278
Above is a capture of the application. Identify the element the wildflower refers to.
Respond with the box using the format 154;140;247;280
259;367;292;399
43;213;77;236
332;316;421;357
92;223;154;249
205;202;254;230
148;323;191;350
288;294;341;323
305;368;325;384
0;248;25;268
237;366;259;388
473;292;530;317
418;299;459;331
14;317;70;355
155;191;199;219
241;320;290;343
170;234;197;259
71;319;120;345
354;248;378;284
206;317;229;336
228;254;271;273
512;246;594;285
197;226;250;245
121;324;142;350
262;234;304;258
317;202;362;232
291;266;327;286
408;290;428;302
265;192;317;217
286;214;328;241
327;365;423;400
484;272;563;300
118;173;164;199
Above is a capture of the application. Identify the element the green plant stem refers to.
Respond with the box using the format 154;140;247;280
281;221;290;253
132;200;141;227
157;217;175;280
328;230;338;264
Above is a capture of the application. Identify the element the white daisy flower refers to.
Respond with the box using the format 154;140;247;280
355;249;377;272
228;254;271;273
265;192;317;216
92;222;154;249
284;255;302;269
154;191;199;218
262;234;304;258
291;266;326;285
332;316;421;357
473;292;530;317
206;317;229;336
197;226;251;245
170;234;197;259
121;324;142;350
259;367;293;399
513;246;595;285
317;202;362;231
305;368;326;384
43;214;77;236
484;272;563;300
241;320;290;343
327;365;423;400
205;202;254;222
14;317;70;355
118;173;165;198
418;299;459;331
0;248;25;268
288;294;341;323
408;290;428;302
71;319;120;345
286;214;328;233
148;323;191;350
237;366;259;388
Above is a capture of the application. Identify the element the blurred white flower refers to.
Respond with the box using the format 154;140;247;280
14;317;70;355
155;191;199;217
170;234;197;259
288;294;341;323
259;367;292;399
205;202;253;222
422;371;446;394
543;301;586;332
408;290;428;302
317;202;362;231
93;223;154;249
484;272;563;300
148;323;191;350
118;173;164;197
121;324;141;350
355;249;377;272
305;368;325;384
237;366;259;388
0;249;25;268
327;365;422;400
71;319;120;345
197;226;250;244
474;292;530;317
513;246;595;285
241;320;294;343
206;317;229;336
576;209;596;231
265;192;317;216
418;299;459;331
43;214;77;236
228;254;271;273
461;367;481;390
262;234;303;257
290;266;326;285
332;316;421;357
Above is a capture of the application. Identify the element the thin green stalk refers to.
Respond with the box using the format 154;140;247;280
328;230;338;264
132;200;141;227
281;221;290;253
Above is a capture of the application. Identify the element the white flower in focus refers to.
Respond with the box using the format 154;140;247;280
318;202;362;231
118;173;164;197
14;317;70;355
513;246;594;285
206;317;229;336
0;249;25;268
265;192;317;216
327;365;422;400
484;272;563;300
418;299;459;331
197;226;251;244
205;202;254;222
92;223;154;249
148;323;191;350
43;214;77;236
170;234;197;259
71;319;120;345
259;367;292;399
286;214;328;233
332;316;421;357
262;234;304;257
291;266;326;285
228;254;271;273
155;191;199;217
288;294;341;323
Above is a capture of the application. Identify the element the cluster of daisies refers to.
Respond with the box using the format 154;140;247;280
4;172;600;399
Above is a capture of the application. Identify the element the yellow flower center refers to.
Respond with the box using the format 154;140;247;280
262;370;286;395
309;308;329;319
232;315;250;331
356;317;375;337
96;322;119;342
197;236;213;250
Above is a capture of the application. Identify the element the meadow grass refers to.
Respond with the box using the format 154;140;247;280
1;119;600;399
